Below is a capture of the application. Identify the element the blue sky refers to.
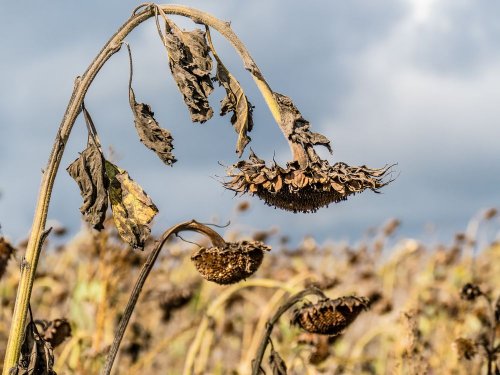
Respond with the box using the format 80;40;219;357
1;0;499;246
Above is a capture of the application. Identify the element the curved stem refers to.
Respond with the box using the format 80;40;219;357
100;220;224;375
3;5;291;371
251;287;326;375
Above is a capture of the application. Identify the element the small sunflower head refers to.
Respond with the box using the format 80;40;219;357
460;283;482;301
291;296;369;335
191;240;270;284
224;152;393;213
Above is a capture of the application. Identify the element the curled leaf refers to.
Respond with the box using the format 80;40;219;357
15;321;56;375
206;28;253;156
129;88;177;166
105;161;158;249
274;92;332;164
163;18;213;123
35;319;72;348
269;348;288;375
67;139;108;230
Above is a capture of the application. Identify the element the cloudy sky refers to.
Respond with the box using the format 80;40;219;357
1;0;499;246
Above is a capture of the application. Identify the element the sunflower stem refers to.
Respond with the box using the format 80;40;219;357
251;287;326;375
101;220;224;375
3;4;297;371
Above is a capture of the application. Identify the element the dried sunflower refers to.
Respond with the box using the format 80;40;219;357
291;296;369;335
191;240;270;284
224;92;393;212
225;151;391;213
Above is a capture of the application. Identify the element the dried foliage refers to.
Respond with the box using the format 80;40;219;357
129;88;176;166
67;138;108;230
34;319;72;348
162;17;214;123
105;161;158;249
458;282;500;373
0;237;15;280
291;296;369;335
225;151;392;213
269;347;288;375
191;240;270;284
273;92;332;159
14;321;56;375
0;215;499;374
206;28;253;156
67;104;159;250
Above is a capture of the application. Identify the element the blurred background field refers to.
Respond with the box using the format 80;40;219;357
1;203;498;374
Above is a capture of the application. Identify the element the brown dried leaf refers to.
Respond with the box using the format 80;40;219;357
207;29;253;156
67;140;108;230
36;319;72;348
164;20;213;123
129;88;176;166
273;92;332;164
105;161;158;249
310;132;333;153
15;321;56;375
269;348;288;375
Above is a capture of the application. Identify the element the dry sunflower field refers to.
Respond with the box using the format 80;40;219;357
1;3;499;375
1;208;499;374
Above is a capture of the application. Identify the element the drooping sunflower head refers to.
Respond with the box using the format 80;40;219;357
291;296;369;335
191;240;271;284
225;152;393;213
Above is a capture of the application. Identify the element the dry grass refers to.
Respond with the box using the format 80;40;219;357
0;211;498;374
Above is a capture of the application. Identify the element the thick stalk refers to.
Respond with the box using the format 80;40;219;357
3;4;291;371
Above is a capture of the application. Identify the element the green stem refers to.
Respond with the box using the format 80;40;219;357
3;4;287;372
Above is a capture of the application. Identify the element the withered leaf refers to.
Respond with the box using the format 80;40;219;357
310;132;333;153
273;92;332;164
15;321;56;375
35;319;72;348
67;139;108;230
269;348;288;375
105;161;158;249
129;88;177;166
207;29;253;156
163;19;213;123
